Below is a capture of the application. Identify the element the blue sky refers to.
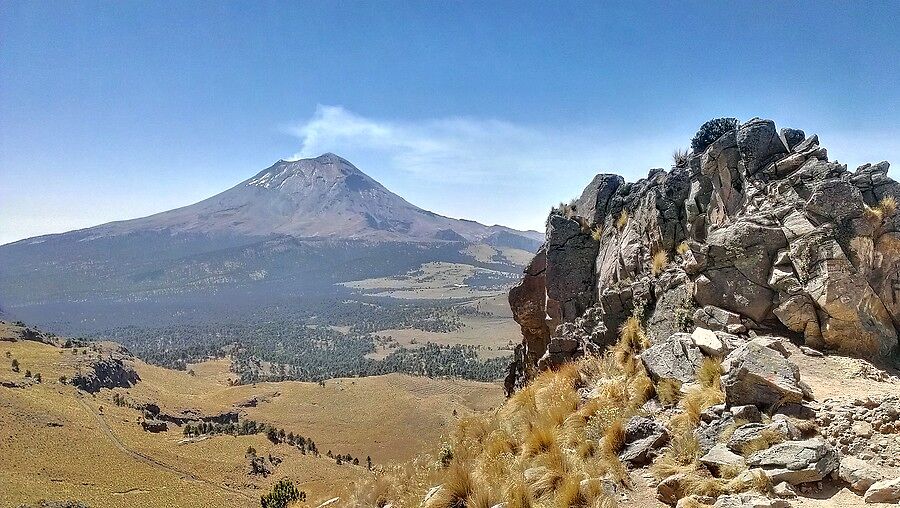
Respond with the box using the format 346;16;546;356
2;1;898;243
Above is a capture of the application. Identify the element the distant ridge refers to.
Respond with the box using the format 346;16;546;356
8;153;542;245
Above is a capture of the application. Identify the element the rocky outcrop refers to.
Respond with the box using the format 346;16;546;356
70;356;140;393
509;117;900;382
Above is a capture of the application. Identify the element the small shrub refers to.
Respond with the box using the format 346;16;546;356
260;479;303;508
11;359;19;372
651;250;669;276
691;117;740;153
438;443;454;467
673;147;691;168
615;210;628;231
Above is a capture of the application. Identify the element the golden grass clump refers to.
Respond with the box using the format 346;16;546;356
650;430;700;481
591;225;603;242
697;357;722;390
865;204;883;222
616;210;628;231
879;195;897;217
615;315;649;356
656;378;682;407
601;418;626;456
676;241;690;256
651;250;669;276
362;307;678;507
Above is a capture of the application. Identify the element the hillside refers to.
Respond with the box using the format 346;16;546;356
0;322;503;508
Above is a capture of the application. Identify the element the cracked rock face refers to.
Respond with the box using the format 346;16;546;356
509;117;899;379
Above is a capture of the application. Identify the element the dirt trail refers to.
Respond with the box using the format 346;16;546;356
75;394;254;503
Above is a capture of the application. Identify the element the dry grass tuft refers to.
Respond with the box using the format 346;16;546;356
656;378;682;407
865;204;884;222
616;210;628;231
673;147;691;168
676;241;690;256
523;424;559;458
601;418;626;455
650;430;700;481
554;476;585;508
788;417;818;437
879;195;897;217
697;357;722;390
651;250;669;276
505;476;534;508
591;225;603;242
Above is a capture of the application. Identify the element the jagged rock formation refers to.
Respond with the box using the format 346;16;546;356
510;117;900;376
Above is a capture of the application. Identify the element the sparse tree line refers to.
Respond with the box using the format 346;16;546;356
180;417;373;468
6;353;42;383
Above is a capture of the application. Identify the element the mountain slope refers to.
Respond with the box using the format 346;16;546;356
0;154;542;332
22;153;540;243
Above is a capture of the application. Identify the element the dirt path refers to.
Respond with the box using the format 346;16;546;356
75;394;254;503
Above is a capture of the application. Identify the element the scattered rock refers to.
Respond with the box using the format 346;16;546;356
798;346;823;357
713;493;792;507
730;405;762;423
700;443;746;475
838;457;885;493
620;416;669;464
863;477;900;504
692;327;725;356
656;473;687;505
747;439;838;485
772;482;797;499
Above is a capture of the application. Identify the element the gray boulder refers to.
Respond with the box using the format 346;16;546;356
863;477;900;504
838;456;885;493
700;443;746;475
747;438;839;485
619;416;669;464
721;339;804;409
641;334;704;384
